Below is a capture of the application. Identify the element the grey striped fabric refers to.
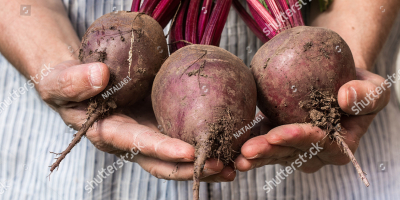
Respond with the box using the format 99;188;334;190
1;0;400;199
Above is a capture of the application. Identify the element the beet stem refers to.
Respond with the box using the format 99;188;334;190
139;0;161;15
211;0;232;46
200;0;226;45
49;111;101;173
232;0;269;43
131;0;141;12
185;0;201;44
247;0;279;32
198;0;213;42
333;132;370;187
152;0;179;23
165;0;182;38
169;0;190;53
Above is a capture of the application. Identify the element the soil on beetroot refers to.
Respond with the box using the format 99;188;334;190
299;87;370;187
204;108;237;166
192;107;239;199
299;87;344;138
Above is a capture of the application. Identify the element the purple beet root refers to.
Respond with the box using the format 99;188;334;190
49;11;168;174
152;44;257;199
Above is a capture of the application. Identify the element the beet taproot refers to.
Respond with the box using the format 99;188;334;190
49;11;168;173
152;44;257;199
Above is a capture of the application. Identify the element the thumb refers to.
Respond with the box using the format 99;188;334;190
38;60;110;104
338;68;391;115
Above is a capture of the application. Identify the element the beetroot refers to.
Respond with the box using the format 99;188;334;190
78;12;168;106
49;11;169;173
235;0;369;186
152;44;256;200
152;1;258;199
251;26;356;125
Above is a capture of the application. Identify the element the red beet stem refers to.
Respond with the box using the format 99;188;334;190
131;0;141;12
198;0;213;42
185;0;202;44
139;0;161;15
248;2;276;39
152;0;180;25
232;0;269;43
264;0;286;30
246;0;305;37
156;0;181;28
288;0;304;26
277;0;294;26
200;0;229;45
247;0;279;32
169;0;190;53
211;0;232;46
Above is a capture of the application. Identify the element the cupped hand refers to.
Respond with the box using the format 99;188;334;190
235;67;390;173
38;60;236;182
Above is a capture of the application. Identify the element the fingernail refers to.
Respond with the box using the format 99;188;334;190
200;168;219;178
205;168;219;175
347;87;357;108
89;64;103;88
247;154;259;159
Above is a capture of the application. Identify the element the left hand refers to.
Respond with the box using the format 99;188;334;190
235;67;391;173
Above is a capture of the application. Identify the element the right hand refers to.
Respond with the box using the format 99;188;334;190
38;60;236;182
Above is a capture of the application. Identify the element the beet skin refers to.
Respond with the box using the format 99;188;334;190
152;44;257;198
79;11;168;106
251;26;356;126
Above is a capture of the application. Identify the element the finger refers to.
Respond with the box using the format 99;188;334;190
121;154;223;181
39;61;110;105
241;136;301;160
235;154;277;171
259;124;325;151
86;114;196;163
201;166;236;182
338;68;390;115
236;152;325;173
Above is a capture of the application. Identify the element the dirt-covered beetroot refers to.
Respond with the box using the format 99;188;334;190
251;26;356;125
79;11;168;106
152;44;257;199
154;1;259;199
49;11;168;173
237;0;369;187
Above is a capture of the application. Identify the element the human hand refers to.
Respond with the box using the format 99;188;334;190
38;60;235;182
235;67;390;173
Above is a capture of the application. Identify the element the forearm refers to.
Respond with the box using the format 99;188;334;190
309;0;400;71
0;0;80;79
